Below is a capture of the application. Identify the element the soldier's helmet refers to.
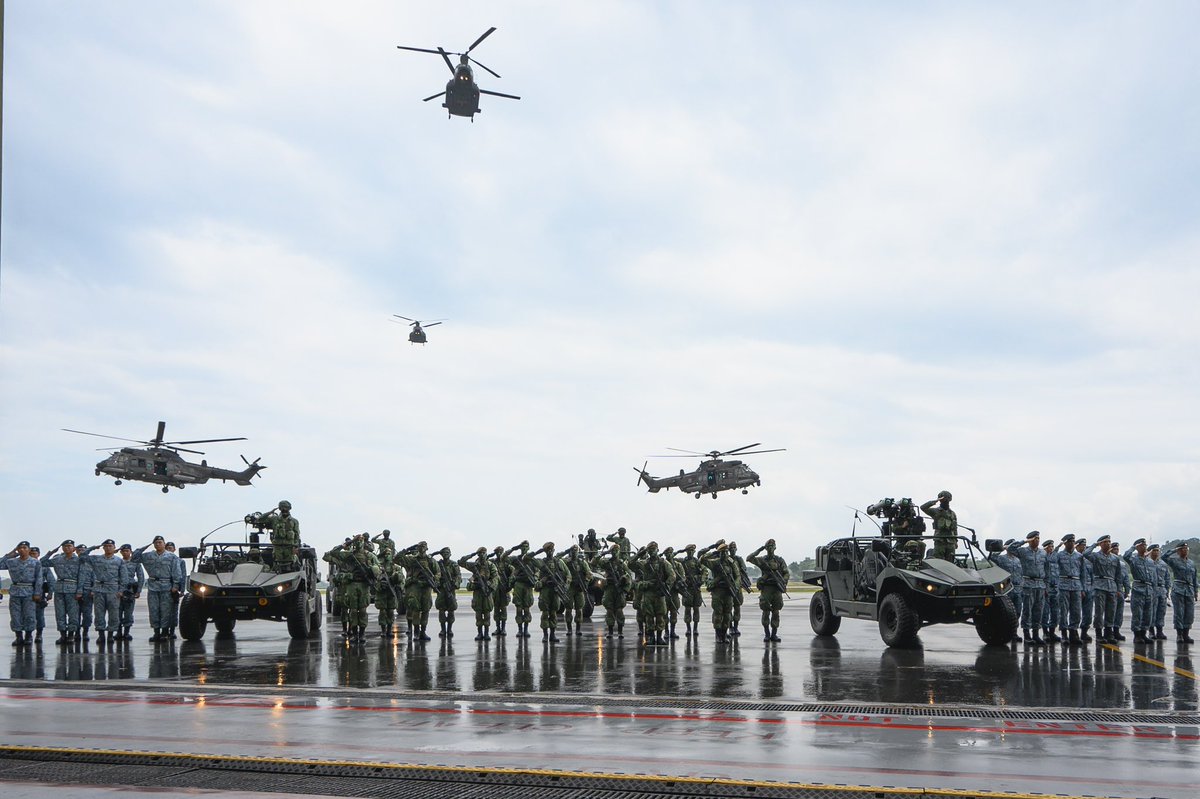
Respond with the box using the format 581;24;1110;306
382;529;391;538
477;547;487;557
766;538;776;549
646;541;658;553
493;545;504;556
937;490;952;501
617;527;626;535
440;547;451;558
543;541;555;552
685;543;696;552
352;537;364;550
279;500;292;511
663;546;674;556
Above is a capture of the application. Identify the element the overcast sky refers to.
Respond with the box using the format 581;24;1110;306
2;1;1198;560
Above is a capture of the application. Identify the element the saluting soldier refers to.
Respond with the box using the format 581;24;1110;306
435;547;461;639
1051;534;1084;646
265;500;301;573
372;530;396;562
1164;542;1197;644
990;540;1024;644
28;547;53;643
1013;531;1048;646
488;545;513;636
559;545;594;637
536;542;571;644
700;540;741;643
459;548;499;641
165;541;188;633
1125;538;1155;644
605;527;634;560
324;536;381;642
397;541;437;642
1076;538;1095;642
1;542;44;646
675;544;707;639
633;542;674;646
374;554;404;638
1084;535;1121;644
1149;543;1170;640
663;546;684;640
78;540;125;645
506;541;538;639
1111;542;1130;641
132;536;185;643
728;541;751;637
748;539;788;643
117;543;145;642
1040;540;1061;642
595;544;632;638
40;540;85;645
919;490;958;561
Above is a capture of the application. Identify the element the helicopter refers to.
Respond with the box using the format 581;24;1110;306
397;27;520;120
634;443;786;499
62;421;265;493
392;315;447;344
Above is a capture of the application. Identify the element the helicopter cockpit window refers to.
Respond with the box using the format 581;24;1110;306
154;461;167;476
137;459;147;468
706;470;717;486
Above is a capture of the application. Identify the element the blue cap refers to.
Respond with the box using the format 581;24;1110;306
1096;534;1111;545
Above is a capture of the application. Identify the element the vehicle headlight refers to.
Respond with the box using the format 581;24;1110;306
191;582;207;595
274;582;291;593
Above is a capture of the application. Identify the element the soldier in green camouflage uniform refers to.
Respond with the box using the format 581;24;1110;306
559;545;594;637
537;542;571;643
398;541;437;642
489;545;512;636
605;527;634;559
701;540;741;643
748;539;788;642
629;551;646;636
663;546;684;640
595;544;632;638
675;544;707;638
434;547;460;639
371;529;396;562
267;500;301;572
323;536;381;642
634;542;676;646
728;541;751;636
920;490;958;561
506;541;538;639
459;547;498;641
374;554;404;638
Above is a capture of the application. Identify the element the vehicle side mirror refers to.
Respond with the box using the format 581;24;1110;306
178;547;198;559
984;539;1003;553
871;539;892;554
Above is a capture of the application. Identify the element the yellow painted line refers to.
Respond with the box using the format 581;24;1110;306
1103;643;1199;680
0;743;1124;799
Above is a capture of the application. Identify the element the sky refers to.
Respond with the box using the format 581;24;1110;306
2;1;1198;561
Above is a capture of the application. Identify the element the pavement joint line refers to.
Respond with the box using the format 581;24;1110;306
1101;644;1199;680
0;744;1126;799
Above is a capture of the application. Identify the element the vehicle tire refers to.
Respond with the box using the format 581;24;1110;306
308;591;323;635
878;592;920;648
178;595;208;641
286;589;312;640
213;616;236;635
975;596;1018;646
809;589;842;636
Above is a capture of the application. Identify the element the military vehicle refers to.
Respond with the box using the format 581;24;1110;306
391;315;447;344
801;534;1017;648
63;420;264;493
396;27;520;120
176;524;322;641
635;443;785;499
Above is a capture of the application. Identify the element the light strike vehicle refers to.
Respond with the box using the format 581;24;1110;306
802;534;1017;648
635;443;785;499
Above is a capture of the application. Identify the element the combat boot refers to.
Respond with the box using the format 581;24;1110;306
1177;629;1187;644
1108;627;1121;643
1030;630;1045;646
149;628;162;642
34;630;43;643
419;625;431;642
496;621;506;636
97;631;107;645
1044;628;1060;643
438;621;447;638
11;632;23;646
549;629;559;643
762;624;772;642
616;623;624;639
605;626;613;639
475;626;486;641
1186;629;1196;644
483;626;491;641
106;630;115;644
1133;629;1146;643
1080;625;1093;642
55;633;68;646
1114;627;1127;641
167;627;177;639
575;621;583;637
122;626;133;641
1068;628;1081;646
770;626;781;642
1022;629;1033;645
684;622;693;638
715;628;726;643
669;623;678;640
731;623;741;637
1155;626;1167;640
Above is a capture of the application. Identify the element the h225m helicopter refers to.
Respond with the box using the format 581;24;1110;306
62;421;265;493
397;27;520;120
635;443;786;499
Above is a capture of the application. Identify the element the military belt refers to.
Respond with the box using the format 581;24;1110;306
12;582;33;590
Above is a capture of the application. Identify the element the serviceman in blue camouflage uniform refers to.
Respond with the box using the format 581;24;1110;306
1050;534;1083;645
165;542;188;632
132;536;185;642
1013;531;1047;646
1041;539;1061;642
1076;538;1094;642
41;540;85;644
1124;538;1155;643
1149;543;1170;640
79;539;126;644
29;547;53;643
1084;535;1121;644
117;543;145;641
1164;542;1196;644
995;539;1024;643
1110;542;1130;641
1;541;44;646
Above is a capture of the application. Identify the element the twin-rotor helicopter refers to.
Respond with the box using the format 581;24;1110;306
391;315;447;344
635;443;786;499
397;27;520;120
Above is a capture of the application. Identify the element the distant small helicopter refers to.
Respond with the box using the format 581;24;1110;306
62;421;265;493
635;443;786;499
392;315;447;344
397;27;520;120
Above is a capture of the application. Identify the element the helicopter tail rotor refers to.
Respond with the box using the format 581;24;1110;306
635;461;648;487
239;455;266;483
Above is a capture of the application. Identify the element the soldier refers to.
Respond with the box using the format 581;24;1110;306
266;500;301;573
1076;538;1094;642
536;541;571;643
748;539;788;643
595;544;631;638
1051;534;1084;646
435;547;461;639
132;536;185;642
372;529;396;562
324;536;381;642
728;541;751;636
117;543;145;642
919;490;958;561
1111;542;1130;641
1083;535;1121;644
580;528;601;556
1013;531;1047;646
1164;542;1197;644
628;549;646;637
1;542;44;646
489;545;512;636
1125;538;1155;644
459;547;498;641
397;541;437;642
375;552;404;637
632;542;674;646
605;527;634;559
28;547;53;643
559;545;594;637
700;541;741;643
675;544;707;638
164;541;188;633
506;541;538;639
1041;539;1061;642
77;547;95;643
663;546;684;640
78;539;126;645
1149;543;1170;640
40;540;85;645
989;540;1023;644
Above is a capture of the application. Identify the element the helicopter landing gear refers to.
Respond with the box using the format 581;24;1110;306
114;480;122;486
712;493;718;499
742;489;749;494
161;486;169;493
95;469;101;476
695;493;702;499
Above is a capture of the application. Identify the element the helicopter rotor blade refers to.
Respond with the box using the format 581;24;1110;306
635;461;648;487
479;89;520;100
152;421;167;445
724;448;786;455
424;321;443;328
436;46;454;73
466;26;497;54
720;443;762;456
63;429;150;444
166;437;247;445
164;446;206;455
664;447;708;456
422;91;447;102
393;315;416;322
396;45;447;55
468;56;501;79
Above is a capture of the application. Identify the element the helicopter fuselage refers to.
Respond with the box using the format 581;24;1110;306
443;67;482;117
95;447;261;491
640;459;762;498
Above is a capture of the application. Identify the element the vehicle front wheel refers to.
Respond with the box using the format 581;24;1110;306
878;592;920;648
975;596;1018;646
809;589;842;636
178;595;207;641
308;591;323;635
286;589;312;639
213;616;236;635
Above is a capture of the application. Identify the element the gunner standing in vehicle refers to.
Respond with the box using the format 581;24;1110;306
267;500;300;573
919;491;958;561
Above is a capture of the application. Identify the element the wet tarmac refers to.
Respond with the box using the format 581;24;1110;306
1;597;1198;798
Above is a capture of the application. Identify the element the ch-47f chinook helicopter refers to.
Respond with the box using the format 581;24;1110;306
62;421;265;493
391;315;447;344
634;443;786;499
396;27;520;120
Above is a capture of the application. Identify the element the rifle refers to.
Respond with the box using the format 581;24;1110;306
401;547;439;592
568;555;594;612
538;553;570;606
